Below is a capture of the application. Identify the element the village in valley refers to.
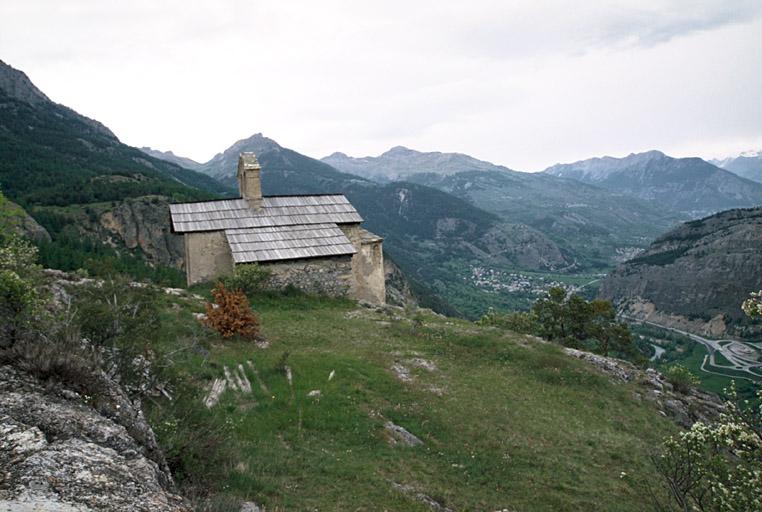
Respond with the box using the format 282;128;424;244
468;265;605;296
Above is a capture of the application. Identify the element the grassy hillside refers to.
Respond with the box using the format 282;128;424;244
141;287;677;511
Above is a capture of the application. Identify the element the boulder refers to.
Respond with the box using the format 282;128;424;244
0;365;189;511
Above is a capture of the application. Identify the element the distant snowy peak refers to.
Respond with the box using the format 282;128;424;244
711;149;762;184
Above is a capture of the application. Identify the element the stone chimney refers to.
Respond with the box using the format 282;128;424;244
237;152;262;209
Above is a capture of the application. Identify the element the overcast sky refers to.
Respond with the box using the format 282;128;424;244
2;1;762;171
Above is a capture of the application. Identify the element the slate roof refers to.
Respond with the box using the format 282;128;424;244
169;194;364;263
169;195;362;233
225;223;357;263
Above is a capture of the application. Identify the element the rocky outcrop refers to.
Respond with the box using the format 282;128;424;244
563;348;724;428
0;365;189;511
384;421;424;447
600;208;762;338
0;195;50;243
98;196;185;268
18;210;51;243
384;259;416;307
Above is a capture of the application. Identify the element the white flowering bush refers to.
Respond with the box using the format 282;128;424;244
652;383;762;511
742;291;762;319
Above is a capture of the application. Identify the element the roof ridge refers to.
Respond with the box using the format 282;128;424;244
169;193;348;206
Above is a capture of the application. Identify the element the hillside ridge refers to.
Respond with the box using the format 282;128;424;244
600;207;762;338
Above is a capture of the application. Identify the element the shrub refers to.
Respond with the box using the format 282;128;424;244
203;283;260;340
478;308;538;334
74;278;162;395
0;235;43;347
8;319;101;390
663;364;700;393
650;385;762;511
221;264;271;296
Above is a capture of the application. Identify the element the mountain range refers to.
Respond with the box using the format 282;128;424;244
543;150;762;217
0;59;575;316
145;139;762;318
323;146;500;182
323;147;687;268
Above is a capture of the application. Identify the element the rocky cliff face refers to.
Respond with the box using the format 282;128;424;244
600;207;762;338
0;364;189;511
384;259;417;307
97;196;185;269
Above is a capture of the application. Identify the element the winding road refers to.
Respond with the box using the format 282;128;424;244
623;316;762;381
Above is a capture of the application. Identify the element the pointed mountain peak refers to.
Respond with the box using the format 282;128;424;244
217;133;282;158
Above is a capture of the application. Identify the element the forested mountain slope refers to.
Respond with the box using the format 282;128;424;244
0;60;230;206
0;59;234;285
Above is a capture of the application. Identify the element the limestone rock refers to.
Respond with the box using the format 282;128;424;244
562;348;636;382
563;348;724;428
0;365;188;511
384;421;423;447
391;482;453;511
391;363;413;383
98;196;185;268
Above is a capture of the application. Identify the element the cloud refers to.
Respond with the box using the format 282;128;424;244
444;0;762;59
1;0;761;170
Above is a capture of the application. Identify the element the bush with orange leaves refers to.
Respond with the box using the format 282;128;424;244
203;283;260;340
